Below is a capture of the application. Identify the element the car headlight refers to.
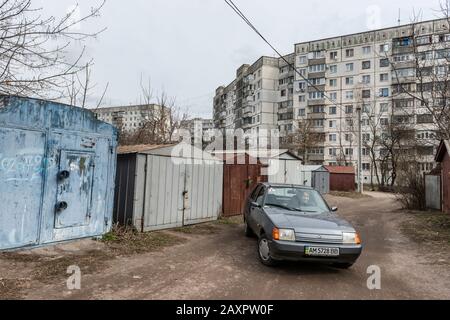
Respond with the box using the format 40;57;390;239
273;228;295;241
343;232;361;244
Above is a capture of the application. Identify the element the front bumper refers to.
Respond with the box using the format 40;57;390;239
269;240;362;264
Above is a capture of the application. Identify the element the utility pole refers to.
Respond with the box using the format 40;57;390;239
356;106;363;194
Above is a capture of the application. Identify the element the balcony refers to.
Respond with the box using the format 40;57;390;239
308;85;325;93
308;71;326;79
307;99;326;106
243;106;253;115
308;58;326;65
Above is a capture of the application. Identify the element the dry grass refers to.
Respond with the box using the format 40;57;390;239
329;191;372;199
173;223;221;235
101;225;185;255
401;211;450;246
0;225;185;299
215;216;243;226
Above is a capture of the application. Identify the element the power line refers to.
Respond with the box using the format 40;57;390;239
223;0;342;108
223;0;434;133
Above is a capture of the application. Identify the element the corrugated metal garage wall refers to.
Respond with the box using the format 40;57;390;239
114;149;223;232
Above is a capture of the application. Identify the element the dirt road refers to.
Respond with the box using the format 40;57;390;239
2;192;450;300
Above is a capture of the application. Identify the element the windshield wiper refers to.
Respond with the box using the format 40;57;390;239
293;208;319;213
265;203;300;211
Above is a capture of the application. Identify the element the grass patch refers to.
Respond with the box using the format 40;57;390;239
101;225;184;255
173;223;221;235
0;225;185;296
329;191;372;199
0;250;112;284
401;211;450;246
215;216;243;226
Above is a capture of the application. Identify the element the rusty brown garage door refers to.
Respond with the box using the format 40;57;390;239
222;154;266;217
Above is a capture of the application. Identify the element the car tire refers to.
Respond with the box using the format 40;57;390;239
244;220;255;237
332;262;354;269
257;235;277;267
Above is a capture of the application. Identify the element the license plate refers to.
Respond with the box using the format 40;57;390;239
305;247;339;257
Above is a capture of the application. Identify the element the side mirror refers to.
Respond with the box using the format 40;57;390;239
331;207;338;212
250;201;261;208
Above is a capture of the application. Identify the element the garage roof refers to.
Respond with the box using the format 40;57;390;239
325;166;355;174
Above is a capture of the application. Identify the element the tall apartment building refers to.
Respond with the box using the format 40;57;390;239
95;104;164;132
214;18;450;183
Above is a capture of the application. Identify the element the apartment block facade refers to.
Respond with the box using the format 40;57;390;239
95;104;164;132
214;18;450;183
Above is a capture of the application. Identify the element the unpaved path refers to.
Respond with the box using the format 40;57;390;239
2;192;450;300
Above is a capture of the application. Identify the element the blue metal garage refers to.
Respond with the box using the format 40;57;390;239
0;96;117;250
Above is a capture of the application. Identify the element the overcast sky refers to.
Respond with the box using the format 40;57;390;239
38;0;439;118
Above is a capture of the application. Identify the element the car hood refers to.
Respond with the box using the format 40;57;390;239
264;207;356;234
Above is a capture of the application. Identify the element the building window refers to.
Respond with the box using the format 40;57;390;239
299;95;306;102
312;105;325;113
329;65;338;73
309;64;326;73
380;118;389;126
346;49;354;57
362;133;370;142
329;134;337;142
312;119;324;127
380;73;389;82
363;46;372;54
345;77;354;85
330;51;338;60
380;58;390;68
298;55;307;65
329;92;337;101
380;44;390;52
346;91;354;99
329;148;337;156
362;90;371;99
346;63;354;72
362;61;371;69
380;103;388;113
329;79;337;87
298;108;306;116
329;120;337;128
379;88;389;97
329;106;337;115
298;81;306;91
362;163;371;171
345;105;354;114
281;89;286;97
345;148;354;156
345;134;352;142
417;114;433;124
362;75;371;84
309;91;325;100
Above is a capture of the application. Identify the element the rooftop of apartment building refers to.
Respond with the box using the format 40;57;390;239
215;17;450;95
293;17;449;48
95;104;162;113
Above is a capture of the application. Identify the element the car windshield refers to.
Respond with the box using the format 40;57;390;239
264;187;329;214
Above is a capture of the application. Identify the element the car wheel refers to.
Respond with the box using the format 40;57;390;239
244;220;255;237
332;262;354;269
258;235;277;266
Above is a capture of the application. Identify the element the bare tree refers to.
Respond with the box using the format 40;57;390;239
0;0;106;99
119;78;189;146
281;118;324;164
66;63;109;108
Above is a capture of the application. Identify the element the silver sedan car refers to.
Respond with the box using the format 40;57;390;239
243;183;363;268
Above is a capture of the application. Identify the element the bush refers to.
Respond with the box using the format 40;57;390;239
396;169;426;210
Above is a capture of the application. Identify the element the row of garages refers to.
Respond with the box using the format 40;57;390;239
0;97;357;250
